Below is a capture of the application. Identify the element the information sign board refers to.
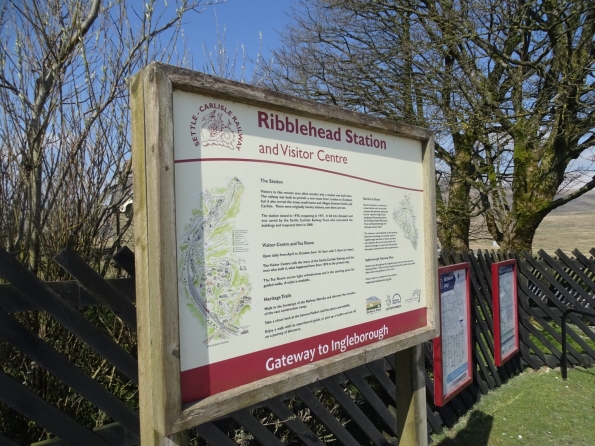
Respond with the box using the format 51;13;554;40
130;63;439;432
491;259;519;365
433;263;472;406
175;91;431;402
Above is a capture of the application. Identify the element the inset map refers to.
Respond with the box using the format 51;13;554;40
178;177;252;345
393;195;419;249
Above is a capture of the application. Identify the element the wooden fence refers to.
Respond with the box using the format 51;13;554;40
0;247;594;445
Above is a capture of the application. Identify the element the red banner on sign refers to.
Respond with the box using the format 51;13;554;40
180;307;426;403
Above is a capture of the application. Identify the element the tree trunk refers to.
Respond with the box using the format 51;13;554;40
504;132;557;253
26;107;47;275
28;154;43;274
438;133;475;251
504;215;545;252
440;179;471;251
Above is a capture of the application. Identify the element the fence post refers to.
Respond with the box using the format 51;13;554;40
395;344;427;446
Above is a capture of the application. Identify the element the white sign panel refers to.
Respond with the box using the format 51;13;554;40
440;268;469;394
492;259;519;365
172;91;428;403
434;263;472;405
498;264;516;358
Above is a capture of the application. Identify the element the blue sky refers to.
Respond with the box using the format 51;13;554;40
182;0;295;80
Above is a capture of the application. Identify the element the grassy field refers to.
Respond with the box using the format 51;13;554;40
532;213;595;255
469;190;595;254
431;366;595;445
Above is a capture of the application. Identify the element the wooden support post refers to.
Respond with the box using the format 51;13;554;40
131;63;187;446
395;344;427;446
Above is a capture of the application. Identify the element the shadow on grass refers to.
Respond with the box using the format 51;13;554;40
434;411;494;446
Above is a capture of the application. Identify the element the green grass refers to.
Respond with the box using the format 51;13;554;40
527;319;595;355
431;366;595;445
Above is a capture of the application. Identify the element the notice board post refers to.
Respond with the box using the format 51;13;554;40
130;62;439;444
395;343;428;446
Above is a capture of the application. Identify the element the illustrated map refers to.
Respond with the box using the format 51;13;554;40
393;195;419;249
178;177;252;345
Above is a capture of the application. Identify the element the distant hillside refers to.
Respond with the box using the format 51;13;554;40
465;187;595;216
470;188;595;253
550;189;595;215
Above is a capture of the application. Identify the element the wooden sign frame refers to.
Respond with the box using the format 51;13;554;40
433;263;473;406
130;62;439;440
491;259;519;366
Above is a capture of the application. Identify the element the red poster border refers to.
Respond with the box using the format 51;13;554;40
491;259;519;366
433;263;473;407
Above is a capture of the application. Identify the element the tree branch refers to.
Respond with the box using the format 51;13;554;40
547;175;595;213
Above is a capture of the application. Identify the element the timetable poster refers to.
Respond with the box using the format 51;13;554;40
492;260;519;365
433;263;472;406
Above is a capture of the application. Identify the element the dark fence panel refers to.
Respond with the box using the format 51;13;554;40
0;247;594;445
519;250;595;369
0;249;138;384
0;306;140;436
0;370;113;446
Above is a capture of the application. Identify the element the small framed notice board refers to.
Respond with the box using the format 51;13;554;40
491;259;519;366
130;63;439;436
433;263;472;406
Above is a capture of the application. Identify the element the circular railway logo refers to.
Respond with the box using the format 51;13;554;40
189;103;243;151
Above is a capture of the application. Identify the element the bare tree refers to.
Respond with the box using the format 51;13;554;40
265;0;595;251
0;0;216;277
193;8;271;85
0;1;218;442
